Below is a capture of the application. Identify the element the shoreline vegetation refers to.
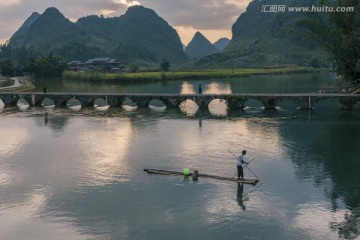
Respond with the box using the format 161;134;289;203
63;67;318;82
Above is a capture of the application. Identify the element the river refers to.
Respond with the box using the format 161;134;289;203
0;72;359;240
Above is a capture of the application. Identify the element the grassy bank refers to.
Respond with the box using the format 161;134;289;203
63;67;317;82
0;77;35;92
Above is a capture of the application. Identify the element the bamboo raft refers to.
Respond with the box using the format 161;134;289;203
144;168;259;185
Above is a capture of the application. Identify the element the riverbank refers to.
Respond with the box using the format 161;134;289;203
0;77;35;92
63;67;318;82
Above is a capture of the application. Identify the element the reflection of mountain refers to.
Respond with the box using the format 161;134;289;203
280;115;360;239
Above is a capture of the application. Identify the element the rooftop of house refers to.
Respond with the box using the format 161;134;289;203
85;57;119;64
68;60;83;65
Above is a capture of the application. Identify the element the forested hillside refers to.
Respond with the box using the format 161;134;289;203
5;6;186;66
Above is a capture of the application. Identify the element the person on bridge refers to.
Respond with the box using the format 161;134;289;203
236;150;249;179
198;84;202;94
43;84;47;93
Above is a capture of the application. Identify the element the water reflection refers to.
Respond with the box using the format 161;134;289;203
0;188;93;240
149;105;166;112
203;82;231;94
44;112;48;125
280;117;360;239
180;81;232;95
1;107;359;239
35;112;70;135
180;81;195;94
76;118;132;185
293;203;347;239
68;105;82;112
237;183;246;210
94;106;110;111
122;105;137;111
0;123;30;158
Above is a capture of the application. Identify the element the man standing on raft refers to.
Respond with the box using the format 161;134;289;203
237;150;249;179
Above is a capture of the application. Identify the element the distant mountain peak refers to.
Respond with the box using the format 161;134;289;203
214;37;230;51
127;5;145;10
193;31;207;40
9;11;40;47
125;5;155;15
42;7;65;18
9;5;185;64
185;31;219;59
29;11;40;18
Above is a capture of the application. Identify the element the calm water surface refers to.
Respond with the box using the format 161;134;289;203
34;72;335;94
1;73;359;240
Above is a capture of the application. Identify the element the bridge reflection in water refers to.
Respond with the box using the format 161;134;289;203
0;92;360;111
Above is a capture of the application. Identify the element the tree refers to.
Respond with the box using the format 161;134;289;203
0;58;15;76
160;58;170;72
22;52;67;77
130;65;139;73
296;0;360;83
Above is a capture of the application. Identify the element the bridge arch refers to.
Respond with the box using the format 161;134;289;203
127;96;151;108
41;97;55;108
0;99;4;113
243;98;265;109
121;97;138;111
59;96;78;107
17;97;30;110
179;98;197;107
208;98;228;116
66;97;82;111
148;99;166;112
1;93;360;111
179;99;199;116
6;95;24;106
275;97;298;110
94;98;109;111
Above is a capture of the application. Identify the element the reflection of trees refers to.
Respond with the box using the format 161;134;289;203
324;123;360;239
281;114;360;239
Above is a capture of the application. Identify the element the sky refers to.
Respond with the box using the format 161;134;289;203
0;0;251;46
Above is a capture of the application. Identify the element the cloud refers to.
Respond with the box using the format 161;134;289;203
0;0;21;6
142;0;248;29
0;0;251;45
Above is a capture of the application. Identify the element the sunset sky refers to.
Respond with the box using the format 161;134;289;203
0;0;251;46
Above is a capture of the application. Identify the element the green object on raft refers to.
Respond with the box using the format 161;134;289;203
183;168;190;175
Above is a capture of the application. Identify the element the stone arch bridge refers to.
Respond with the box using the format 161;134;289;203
0;92;360;110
